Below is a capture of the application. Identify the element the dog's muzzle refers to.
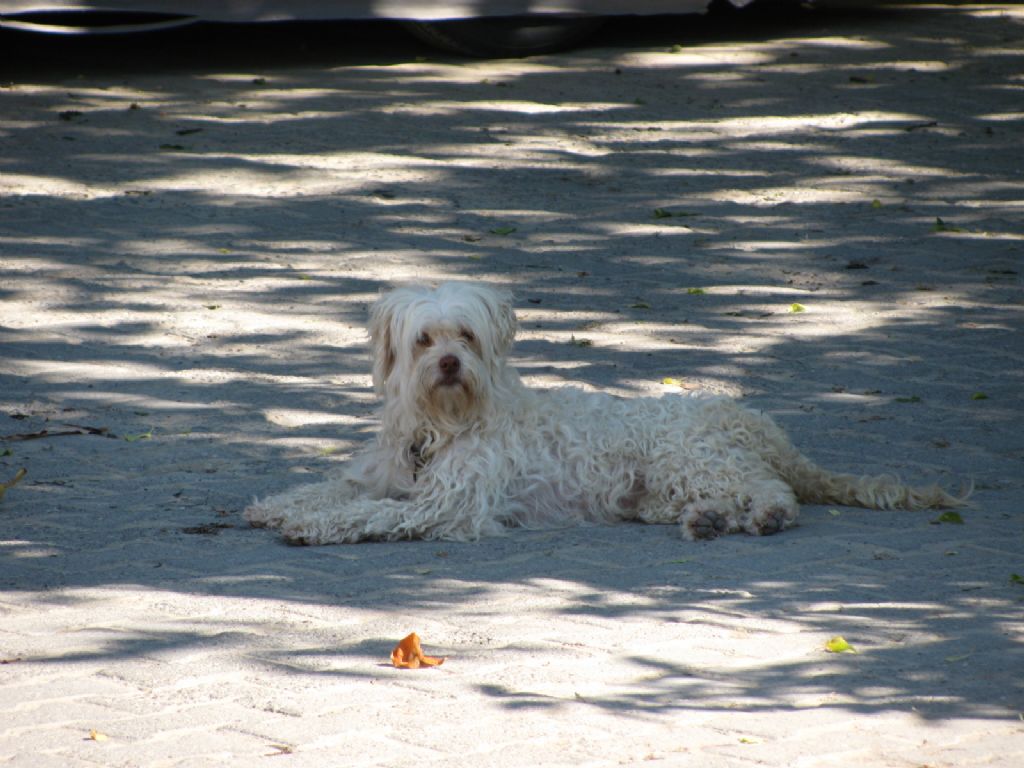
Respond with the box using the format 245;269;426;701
437;354;462;386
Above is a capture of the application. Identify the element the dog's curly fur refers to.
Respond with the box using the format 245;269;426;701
245;282;965;544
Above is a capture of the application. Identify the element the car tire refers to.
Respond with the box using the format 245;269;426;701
403;16;605;58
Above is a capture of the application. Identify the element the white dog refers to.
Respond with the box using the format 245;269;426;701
245;282;963;544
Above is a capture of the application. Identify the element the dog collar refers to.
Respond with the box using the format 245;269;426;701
410;442;426;482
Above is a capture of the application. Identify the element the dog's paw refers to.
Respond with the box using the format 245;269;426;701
280;523;340;546
743;495;798;537
681;506;730;540
691;510;728;539
243;501;287;530
280;516;374;545
751;506;790;536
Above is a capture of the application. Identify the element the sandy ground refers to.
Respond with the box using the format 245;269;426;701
1;3;1022;766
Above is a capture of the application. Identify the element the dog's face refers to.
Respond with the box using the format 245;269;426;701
368;282;517;433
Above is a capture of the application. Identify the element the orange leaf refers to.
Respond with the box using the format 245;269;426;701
390;632;445;669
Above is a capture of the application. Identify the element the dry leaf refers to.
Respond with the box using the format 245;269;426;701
88;729;109;742
390;632;445;669
0;468;27;502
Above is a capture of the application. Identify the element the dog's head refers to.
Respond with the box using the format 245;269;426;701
368;282;517;433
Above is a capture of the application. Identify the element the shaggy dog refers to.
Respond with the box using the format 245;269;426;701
245;282;963;544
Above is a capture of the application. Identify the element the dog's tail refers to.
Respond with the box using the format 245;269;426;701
718;400;971;510
777;451;971;510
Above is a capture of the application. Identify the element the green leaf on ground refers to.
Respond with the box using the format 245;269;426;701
124;429;153;443
933;217;963;233
1009;573;1023;585
931;511;964;525
662;377;685;387
653;208;673;219
490;226;516;236
686;287;705;295
825;636;857;654
971;392;988;400
789;303;806;313
631;301;651;309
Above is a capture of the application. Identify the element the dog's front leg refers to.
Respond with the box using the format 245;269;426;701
244;445;404;534
244;475;363;533
280;489;509;543
279;453;510;544
277;497;427;544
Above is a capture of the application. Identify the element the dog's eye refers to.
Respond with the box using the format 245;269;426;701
416;332;432;347
459;328;476;344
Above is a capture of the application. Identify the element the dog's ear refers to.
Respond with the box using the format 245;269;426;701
457;283;516;358
487;287;518;355
368;290;399;393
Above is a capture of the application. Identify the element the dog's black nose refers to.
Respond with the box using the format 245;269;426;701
439;354;461;377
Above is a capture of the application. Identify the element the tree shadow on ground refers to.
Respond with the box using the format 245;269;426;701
1;2;1022;725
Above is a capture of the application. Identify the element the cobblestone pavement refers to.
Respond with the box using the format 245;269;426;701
1;4;1022;766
